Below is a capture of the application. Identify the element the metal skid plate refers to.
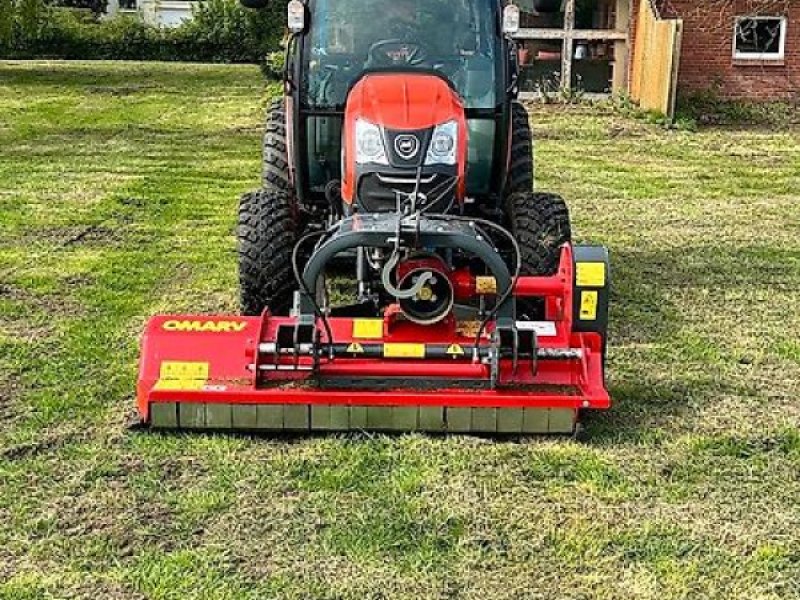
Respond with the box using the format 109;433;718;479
149;402;577;434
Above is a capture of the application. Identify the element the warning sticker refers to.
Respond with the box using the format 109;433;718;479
153;379;206;391
159;361;209;380
475;276;497;295
456;320;482;338
353;319;383;339
446;344;465;356
154;361;209;392
384;343;426;359
346;342;365;354
579;291;599;321
576;262;606;288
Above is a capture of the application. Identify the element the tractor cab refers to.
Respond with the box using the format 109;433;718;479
302;0;500;109
245;0;522;212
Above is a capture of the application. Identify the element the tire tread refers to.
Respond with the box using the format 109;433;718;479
238;188;296;315
505;101;534;196
507;191;571;276
262;98;291;191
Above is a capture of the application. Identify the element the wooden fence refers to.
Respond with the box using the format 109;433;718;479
630;0;683;119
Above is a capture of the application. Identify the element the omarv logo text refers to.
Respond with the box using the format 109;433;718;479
162;320;248;333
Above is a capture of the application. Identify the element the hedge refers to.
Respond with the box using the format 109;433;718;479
0;0;285;65
51;0;108;14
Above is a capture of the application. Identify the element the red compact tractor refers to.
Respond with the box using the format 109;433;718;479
136;0;611;435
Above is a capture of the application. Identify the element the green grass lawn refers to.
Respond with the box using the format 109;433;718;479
1;61;799;599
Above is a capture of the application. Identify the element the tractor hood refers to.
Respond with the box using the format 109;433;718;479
346;73;465;130
341;72;469;206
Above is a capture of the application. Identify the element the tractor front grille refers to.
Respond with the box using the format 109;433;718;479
357;172;457;213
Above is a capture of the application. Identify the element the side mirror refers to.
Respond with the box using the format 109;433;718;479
240;0;270;8
502;4;520;35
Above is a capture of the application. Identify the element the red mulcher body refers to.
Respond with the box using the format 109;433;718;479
137;245;610;434
136;1;612;435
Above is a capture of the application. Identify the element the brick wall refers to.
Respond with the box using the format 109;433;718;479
631;0;799;101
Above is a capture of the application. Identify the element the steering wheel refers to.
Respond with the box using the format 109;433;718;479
367;39;430;68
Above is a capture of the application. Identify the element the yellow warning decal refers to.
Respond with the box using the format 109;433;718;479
384;343;426;359
446;344;465;356
456;320;482;338
352;319;383;339
159;361;209;380
163;320;247;333
154;361;209;391
475;276;497;295
579;291;599;321
576;263;606;288
153;378;207;391
346;342;365;354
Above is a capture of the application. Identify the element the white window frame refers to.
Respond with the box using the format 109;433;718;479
733;15;787;61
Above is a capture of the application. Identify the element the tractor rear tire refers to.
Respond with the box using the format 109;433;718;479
263;98;291;192
507;191;571;276
505;101;534;196
238;189;296;316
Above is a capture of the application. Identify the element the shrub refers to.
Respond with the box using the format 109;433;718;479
0;0;284;66
0;0;50;51
10;11;160;59
678;87;800;128
184;0;284;63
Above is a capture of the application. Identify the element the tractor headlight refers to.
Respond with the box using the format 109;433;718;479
425;120;458;166
355;119;388;165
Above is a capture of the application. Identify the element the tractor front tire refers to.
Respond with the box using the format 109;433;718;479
238;189;296;316
263;98;291;192
507;191;571;276
505;101;534;196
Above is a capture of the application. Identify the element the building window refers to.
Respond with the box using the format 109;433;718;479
514;0;629;97
734;16;787;60
119;0;137;10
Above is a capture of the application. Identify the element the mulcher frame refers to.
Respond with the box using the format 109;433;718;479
138;246;610;434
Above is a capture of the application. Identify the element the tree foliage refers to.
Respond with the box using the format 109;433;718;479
0;0;49;49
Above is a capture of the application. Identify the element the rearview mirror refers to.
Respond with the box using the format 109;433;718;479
240;0;270;8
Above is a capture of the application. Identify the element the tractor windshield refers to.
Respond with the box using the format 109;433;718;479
302;0;499;110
